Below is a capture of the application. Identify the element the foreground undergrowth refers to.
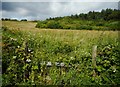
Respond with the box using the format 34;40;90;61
2;27;120;86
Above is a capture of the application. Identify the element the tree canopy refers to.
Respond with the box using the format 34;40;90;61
36;9;120;30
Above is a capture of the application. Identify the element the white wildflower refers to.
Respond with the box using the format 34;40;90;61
70;57;75;60
55;62;59;65
13;56;17;59
47;62;52;66
111;66;116;72
68;65;71;67
10;38;17;41
26;59;31;63
17;46;20;48
28;49;31;52
70;57;74;60
60;62;65;67
113;67;116;72
113;69;116;72
55;62;60;66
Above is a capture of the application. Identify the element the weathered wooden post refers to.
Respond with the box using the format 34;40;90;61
92;45;97;77
46;62;52;84
59;62;65;85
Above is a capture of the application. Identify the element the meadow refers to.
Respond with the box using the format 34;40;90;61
2;21;120;86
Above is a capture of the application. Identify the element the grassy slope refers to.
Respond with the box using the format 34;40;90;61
36;16;120;30
2;21;118;49
2;21;119;60
2;21;120;85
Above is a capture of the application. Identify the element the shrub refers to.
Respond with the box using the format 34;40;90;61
96;22;104;26
21;19;27;21
109;21;120;30
78;25;93;30
47;21;63;29
35;21;47;28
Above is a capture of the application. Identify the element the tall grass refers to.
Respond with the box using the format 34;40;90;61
2;21;120;85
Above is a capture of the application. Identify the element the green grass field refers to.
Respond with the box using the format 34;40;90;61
2;21;120;85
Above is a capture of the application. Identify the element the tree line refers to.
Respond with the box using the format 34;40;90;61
36;8;120;30
1;18;27;21
47;9;120;21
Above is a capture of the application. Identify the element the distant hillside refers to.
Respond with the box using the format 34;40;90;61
36;8;120;30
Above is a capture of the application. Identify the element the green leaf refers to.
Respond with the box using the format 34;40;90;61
97;66;102;72
33;65;38;70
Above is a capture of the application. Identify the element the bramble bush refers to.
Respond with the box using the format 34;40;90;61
2;27;120;86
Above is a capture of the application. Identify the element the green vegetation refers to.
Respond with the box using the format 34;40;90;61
1;8;120;86
36;9;120;30
2;22;120;85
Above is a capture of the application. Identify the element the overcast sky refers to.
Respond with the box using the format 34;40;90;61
1;1;119;20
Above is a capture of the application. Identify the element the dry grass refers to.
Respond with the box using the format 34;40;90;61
2;21;37;30
2;21;119;46
2;21;120;85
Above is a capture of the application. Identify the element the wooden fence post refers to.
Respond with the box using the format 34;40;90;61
92;45;97;77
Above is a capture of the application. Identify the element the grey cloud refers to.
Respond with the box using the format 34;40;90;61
2;2;53;20
0;2;2;11
2;2;51;14
1;2;118;20
2;2;19;11
2;0;120;2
